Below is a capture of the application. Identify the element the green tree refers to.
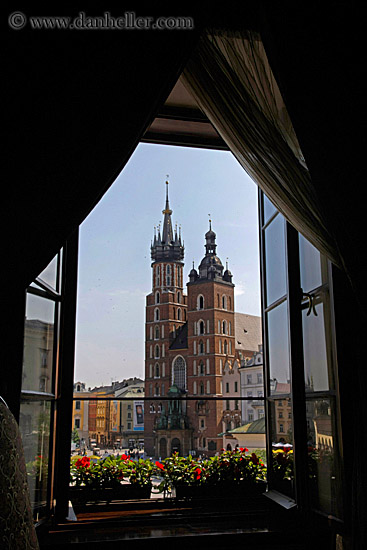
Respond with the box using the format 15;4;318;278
72;427;80;446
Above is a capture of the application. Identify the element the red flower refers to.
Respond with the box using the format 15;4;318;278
121;454;128;460
155;461;164;470
251;453;259;465
195;467;201;480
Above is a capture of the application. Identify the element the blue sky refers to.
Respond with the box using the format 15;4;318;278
74;143;261;388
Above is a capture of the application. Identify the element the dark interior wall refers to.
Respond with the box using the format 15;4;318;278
5;8;203;290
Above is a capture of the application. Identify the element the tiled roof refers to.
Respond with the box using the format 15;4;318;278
169;322;188;350
234;312;262;353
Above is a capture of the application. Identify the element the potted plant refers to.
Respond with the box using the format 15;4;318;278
69;454;152;510
155;449;267;502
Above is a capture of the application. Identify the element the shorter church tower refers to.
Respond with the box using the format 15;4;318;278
186;221;235;456
144;181;187;457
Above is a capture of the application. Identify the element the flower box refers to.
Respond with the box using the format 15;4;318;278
69;483;152;511
175;480;267;502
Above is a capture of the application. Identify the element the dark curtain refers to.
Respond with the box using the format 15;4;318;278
181;30;342;268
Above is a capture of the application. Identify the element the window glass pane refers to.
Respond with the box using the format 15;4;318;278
263;194;277;224
19;400;51;517
267;301;290;395
299;234;323;292
37;253;59;290
269;397;294;497
306;397;343;518
22;293;55;393
264;215;287;305
302;298;334;392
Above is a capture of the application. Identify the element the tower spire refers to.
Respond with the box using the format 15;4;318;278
162;177;173;244
151;178;184;263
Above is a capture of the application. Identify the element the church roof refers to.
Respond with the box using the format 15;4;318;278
169;322;188;350
234;312;262;354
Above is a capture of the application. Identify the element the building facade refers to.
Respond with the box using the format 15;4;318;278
144;184;261;458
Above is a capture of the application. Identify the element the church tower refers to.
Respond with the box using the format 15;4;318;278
144;181;187;457
186;221;235;456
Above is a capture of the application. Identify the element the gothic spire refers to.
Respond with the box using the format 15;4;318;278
151;179;184;263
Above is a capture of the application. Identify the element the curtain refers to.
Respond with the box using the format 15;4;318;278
181;30;342;268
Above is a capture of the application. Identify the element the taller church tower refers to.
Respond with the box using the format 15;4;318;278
144;181;187;457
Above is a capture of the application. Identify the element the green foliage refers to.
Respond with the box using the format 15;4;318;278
71;428;80;444
154;448;267;493
70;453;153;489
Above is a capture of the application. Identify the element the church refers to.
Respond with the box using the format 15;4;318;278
144;182;259;458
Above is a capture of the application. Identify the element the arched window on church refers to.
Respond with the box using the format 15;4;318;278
154;308;160;321
177;308;181;321
222;295;227;310
155;325;160;340
222;320;227;334
156;265;160;286
155;363;160;378
155;345;160;359
224;340;228;354
177;291;181;303
200;382;205;395
217;294;220;308
198;295;204;310
199;320;205;335
199;361;205;375
199;340;204;355
155;291;160;304
172;356;186;390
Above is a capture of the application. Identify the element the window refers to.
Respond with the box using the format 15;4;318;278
199;340;204;354
155;325;160;339
225;382;229;393
154;308;160;321
177;291;181;303
222;320;227;334
172;356;186;390
75;418;80;429
198;295;204;309
222;295;227;309
155;291;160;304
155;345;160;359
75;401;81;410
199;320;205;334
257;373;263;384
177;308;181;320
224;340;228;354
155;364;160;378
260;192;343;515
199;361;205;375
200;382;204;395
234;381;238;392
246;374;252;384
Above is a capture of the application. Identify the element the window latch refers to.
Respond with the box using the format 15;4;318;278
302;291;318;316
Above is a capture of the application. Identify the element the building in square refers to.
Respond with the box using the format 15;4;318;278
144;182;261;458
